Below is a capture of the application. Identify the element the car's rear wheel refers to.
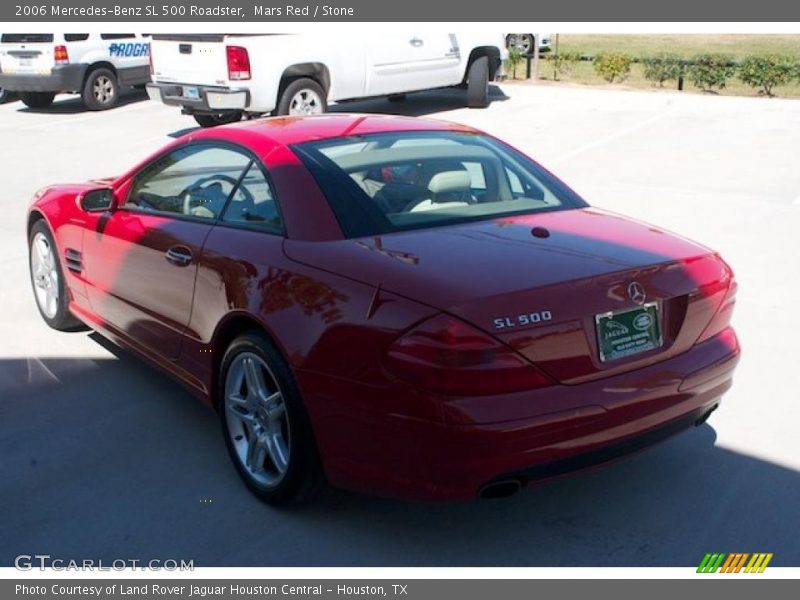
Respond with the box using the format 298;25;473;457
276;78;327;116
28;220;85;331
82;68;120;110
20;92;55;109
219;332;323;505
467;56;490;108
192;112;242;128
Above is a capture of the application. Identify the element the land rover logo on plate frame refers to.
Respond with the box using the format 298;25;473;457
595;301;663;362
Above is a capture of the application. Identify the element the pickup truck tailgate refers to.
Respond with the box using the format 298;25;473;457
150;34;239;86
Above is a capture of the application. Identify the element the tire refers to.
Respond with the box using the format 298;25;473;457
506;34;535;57
467;56;490;109
28;220;85;332
276;78;327;116
82;68;120;110
192;112;242;128
20;92;55;109
219;331;323;505
387;94;406;103
0;87;17;103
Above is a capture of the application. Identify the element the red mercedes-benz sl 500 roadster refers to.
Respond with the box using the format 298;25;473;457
27;114;739;503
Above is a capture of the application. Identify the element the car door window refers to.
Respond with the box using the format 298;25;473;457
221;163;284;234
127;145;251;220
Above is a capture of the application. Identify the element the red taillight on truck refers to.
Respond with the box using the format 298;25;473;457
226;45;251;81
54;45;69;65
385;314;553;396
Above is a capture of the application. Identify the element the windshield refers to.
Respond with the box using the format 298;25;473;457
293;131;587;237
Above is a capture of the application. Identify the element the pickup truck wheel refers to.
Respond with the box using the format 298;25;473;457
20;92;55;109
277;78;327;116
193;112;243;128
467;56;490;108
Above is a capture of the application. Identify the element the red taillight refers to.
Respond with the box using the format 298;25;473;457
697;277;737;343
385;314;553;396
226;45;251;81
54;45;69;65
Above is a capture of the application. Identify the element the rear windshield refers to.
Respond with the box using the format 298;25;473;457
1;34;54;43
293;131;586;238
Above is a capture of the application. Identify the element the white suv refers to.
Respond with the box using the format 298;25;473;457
0;33;151;110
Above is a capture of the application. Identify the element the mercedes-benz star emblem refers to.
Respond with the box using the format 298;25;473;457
627;282;646;305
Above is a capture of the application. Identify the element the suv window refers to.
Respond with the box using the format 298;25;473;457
101;34;136;40
1;34;54;43
64;34;90;42
127;145;251;220
221;163;284;233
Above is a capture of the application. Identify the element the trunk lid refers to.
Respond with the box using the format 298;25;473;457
285;208;731;383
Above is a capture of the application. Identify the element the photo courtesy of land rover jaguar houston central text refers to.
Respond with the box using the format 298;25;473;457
26;114;740;504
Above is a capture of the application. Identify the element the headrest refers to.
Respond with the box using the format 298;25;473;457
427;170;471;195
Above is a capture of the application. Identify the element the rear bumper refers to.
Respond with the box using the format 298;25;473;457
0;64;86;92
300;328;740;501
146;82;249;113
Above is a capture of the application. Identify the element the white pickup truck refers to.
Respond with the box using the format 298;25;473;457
146;33;506;127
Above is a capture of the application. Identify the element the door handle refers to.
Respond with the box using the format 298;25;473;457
409;37;423;47
165;246;193;267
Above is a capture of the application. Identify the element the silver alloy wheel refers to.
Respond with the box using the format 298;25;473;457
288;89;323;115
224;352;290;487
31;232;59;319
508;34;533;56
93;75;115;105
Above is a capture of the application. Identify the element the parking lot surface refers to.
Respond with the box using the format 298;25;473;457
1;84;798;566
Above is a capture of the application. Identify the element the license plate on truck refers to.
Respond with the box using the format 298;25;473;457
595;302;662;362
182;86;200;100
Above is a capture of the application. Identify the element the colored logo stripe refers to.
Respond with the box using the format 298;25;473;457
697;553;772;573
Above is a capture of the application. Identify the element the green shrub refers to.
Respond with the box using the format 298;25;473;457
642;53;684;87
593;52;632;83
687;54;736;92
738;54;796;96
551;51;581;81
506;46;524;80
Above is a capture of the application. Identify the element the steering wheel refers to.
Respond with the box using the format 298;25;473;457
180;174;255;216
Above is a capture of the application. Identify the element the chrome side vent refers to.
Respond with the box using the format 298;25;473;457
65;248;83;274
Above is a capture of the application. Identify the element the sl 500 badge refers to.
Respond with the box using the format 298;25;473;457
493;310;553;330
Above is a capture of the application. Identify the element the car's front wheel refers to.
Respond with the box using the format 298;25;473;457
28;220;85;331
219;331;323;505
